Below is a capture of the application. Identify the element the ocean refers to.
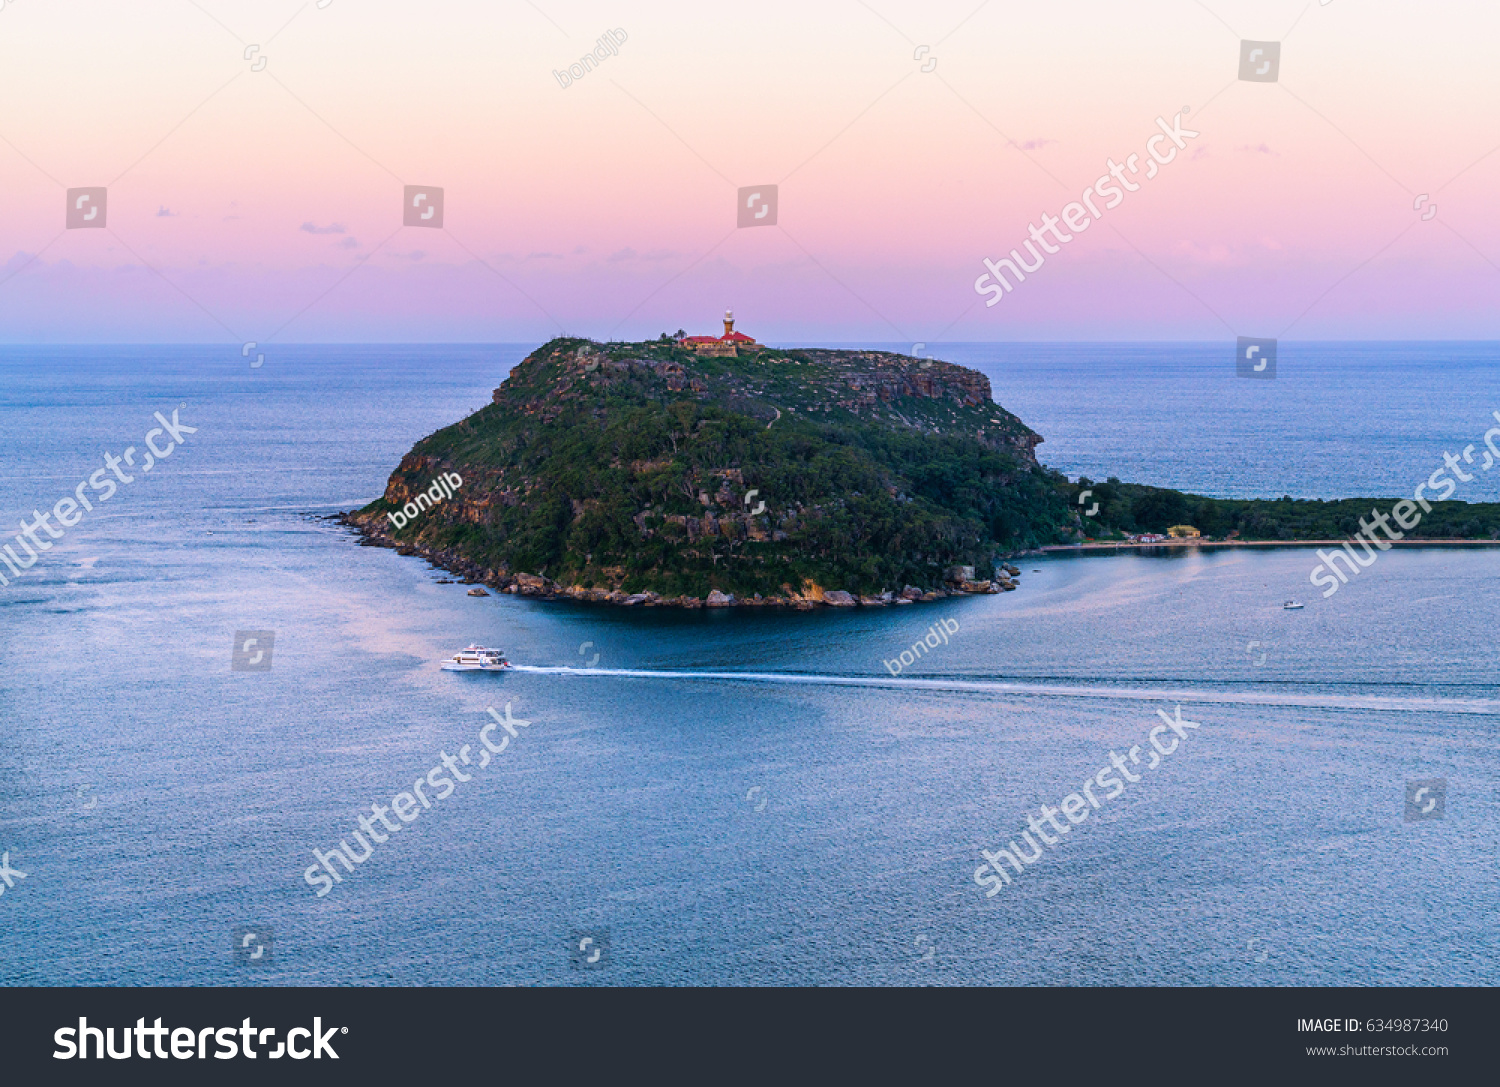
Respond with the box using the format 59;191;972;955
0;342;1496;986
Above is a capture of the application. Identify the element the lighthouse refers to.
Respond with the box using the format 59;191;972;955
682;309;760;356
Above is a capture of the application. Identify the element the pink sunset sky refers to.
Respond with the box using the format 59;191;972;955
0;0;1496;343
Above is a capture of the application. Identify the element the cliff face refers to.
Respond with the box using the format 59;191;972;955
346;338;1075;606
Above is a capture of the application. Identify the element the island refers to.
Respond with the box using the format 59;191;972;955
342;334;1500;608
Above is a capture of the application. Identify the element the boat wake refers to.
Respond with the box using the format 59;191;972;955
506;665;1500;716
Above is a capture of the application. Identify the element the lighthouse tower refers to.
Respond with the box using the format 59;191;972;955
683;309;758;356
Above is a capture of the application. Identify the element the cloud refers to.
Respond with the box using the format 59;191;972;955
603;247;676;263
300;222;347;234
1237;143;1278;156
1014;138;1057;151
525;251;564;260
155;206;177;217
1171;240;1238;265
337;237;360;249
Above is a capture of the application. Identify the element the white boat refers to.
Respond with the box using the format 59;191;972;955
1282;600;1304;610
441;645;511;671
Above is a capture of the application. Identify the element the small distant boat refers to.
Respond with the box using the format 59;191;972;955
1282;600;1304;610
441;645;511;671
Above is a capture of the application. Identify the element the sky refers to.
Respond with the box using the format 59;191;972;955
0;0;1497;343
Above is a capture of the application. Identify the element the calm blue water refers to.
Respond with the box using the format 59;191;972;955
0;344;1496;986
825;341;1500;500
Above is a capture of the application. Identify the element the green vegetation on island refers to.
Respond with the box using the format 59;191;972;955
1070;477;1500;543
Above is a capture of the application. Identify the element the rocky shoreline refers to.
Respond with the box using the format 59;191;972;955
336;513;1024;609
